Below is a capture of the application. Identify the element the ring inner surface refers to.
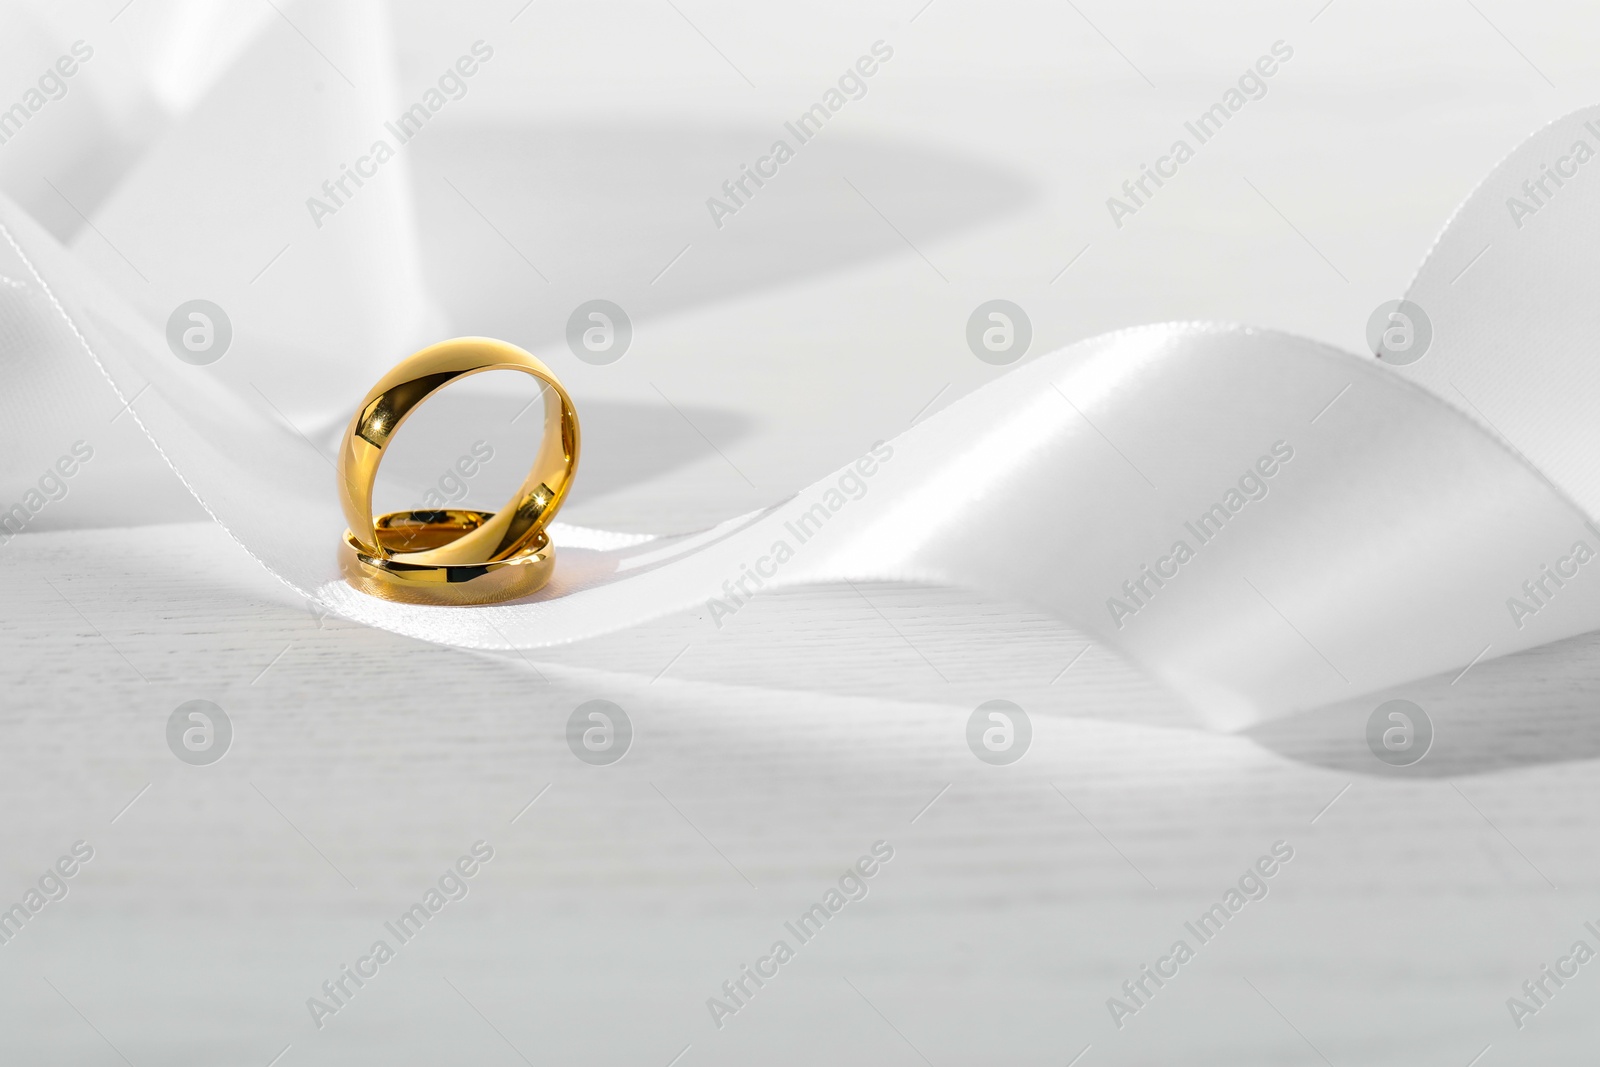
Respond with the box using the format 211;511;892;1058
366;368;574;566
371;509;494;554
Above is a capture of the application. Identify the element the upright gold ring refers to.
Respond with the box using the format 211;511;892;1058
336;337;579;605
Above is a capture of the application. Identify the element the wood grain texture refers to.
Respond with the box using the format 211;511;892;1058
0;521;1596;1064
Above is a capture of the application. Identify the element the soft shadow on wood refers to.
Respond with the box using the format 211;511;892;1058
1245;628;1600;778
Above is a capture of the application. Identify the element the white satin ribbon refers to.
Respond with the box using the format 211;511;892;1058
6;90;1600;730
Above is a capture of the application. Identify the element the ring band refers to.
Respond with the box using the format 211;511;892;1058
336;338;579;605
337;337;579;567
337;510;555;605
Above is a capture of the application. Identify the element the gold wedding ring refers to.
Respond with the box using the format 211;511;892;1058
336;338;579;605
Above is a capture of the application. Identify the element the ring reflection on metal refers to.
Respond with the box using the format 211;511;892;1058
338;511;555;605
336;338;579;605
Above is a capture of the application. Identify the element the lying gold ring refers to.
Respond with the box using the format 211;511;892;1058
338;511;555;605
336;337;579;604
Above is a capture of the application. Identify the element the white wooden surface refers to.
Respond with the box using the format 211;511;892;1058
2;519;1599;1065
